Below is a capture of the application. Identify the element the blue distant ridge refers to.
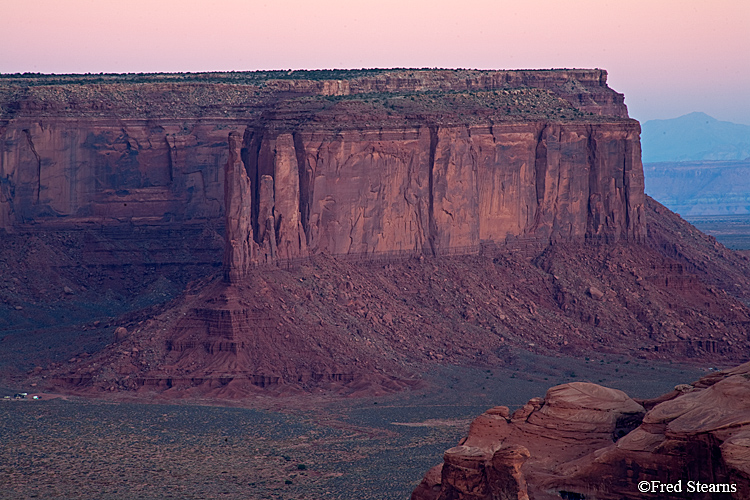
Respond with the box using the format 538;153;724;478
641;112;750;163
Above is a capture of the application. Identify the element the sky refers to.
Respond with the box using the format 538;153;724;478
2;0;748;125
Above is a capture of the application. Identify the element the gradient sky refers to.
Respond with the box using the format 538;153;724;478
2;0;748;124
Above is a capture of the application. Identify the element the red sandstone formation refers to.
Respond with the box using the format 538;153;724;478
240;120;645;260
412;363;750;499
3;69;750;396
0;69;642;257
223;131;254;281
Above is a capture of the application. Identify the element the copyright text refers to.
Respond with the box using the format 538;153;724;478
638;480;737;494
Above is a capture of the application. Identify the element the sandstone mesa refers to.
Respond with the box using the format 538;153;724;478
0;69;642;253
1;69;749;397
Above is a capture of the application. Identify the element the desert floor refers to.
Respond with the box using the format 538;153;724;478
1;352;708;500
0;354;713;500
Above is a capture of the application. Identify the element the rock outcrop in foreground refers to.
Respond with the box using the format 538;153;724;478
413;363;750;499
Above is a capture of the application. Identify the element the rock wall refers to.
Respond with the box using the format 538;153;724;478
0;118;229;227
0;69;644;268
227;121;644;271
223;132;254;282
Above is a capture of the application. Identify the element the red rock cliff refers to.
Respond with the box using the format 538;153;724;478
238;121;644;263
0;69;644;264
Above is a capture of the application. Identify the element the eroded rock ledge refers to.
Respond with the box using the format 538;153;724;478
413;363;750;499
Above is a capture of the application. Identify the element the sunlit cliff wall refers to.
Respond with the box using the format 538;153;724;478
0;69;644;267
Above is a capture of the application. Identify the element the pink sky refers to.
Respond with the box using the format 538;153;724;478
2;0;748;124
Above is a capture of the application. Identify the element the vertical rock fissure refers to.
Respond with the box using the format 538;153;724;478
242;129;263;244
0;175;15;223
223;131;253;282
427;125;439;256
165;135;175;182
275;213;283;247
533;123;548;229
554;127;563;238
23;129;41;204
1;126;14;225
586;125;601;241
623;149;630;240
293;130;311;244
534;124;548;206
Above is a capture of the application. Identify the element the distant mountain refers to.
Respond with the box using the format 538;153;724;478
641;112;750;162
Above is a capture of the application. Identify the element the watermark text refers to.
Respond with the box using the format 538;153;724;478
638;480;737;494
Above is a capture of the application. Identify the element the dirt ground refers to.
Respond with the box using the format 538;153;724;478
1;352;707;500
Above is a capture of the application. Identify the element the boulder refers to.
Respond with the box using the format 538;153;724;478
413;367;750;499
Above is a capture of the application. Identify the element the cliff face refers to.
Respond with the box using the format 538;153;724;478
0;118;227;227
0;69;643;266
237;121;644;264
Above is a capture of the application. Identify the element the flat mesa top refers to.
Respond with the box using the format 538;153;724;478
0;68;630;124
0;68;610;86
